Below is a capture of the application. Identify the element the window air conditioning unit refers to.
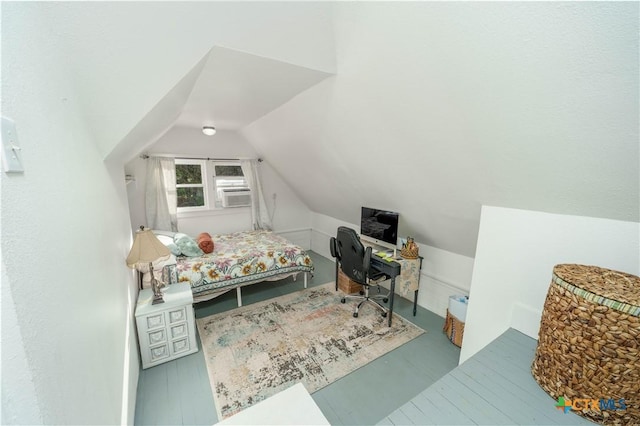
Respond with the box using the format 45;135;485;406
221;188;251;208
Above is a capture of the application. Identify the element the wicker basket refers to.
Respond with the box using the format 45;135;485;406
531;264;640;425
443;309;465;347
400;237;419;259
337;269;363;294
400;246;419;259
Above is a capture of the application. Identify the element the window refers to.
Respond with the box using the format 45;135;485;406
175;159;207;210
213;164;248;207
175;159;249;212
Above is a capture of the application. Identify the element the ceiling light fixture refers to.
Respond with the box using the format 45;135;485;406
202;126;216;136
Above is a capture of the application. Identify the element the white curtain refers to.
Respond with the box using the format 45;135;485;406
240;159;271;231
145;157;178;231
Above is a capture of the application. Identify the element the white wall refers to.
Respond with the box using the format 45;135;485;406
259;162;313;248
311;212;474;314
125;157;150;232
460;206;640;364
1;3;137;423
1;261;43;424
260;164;312;233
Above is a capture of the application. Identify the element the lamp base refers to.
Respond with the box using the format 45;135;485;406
149;261;165;305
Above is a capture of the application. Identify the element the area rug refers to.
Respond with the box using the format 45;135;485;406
196;282;425;419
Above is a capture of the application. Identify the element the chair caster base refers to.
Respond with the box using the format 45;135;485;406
382;311;388;318
353;312;358;318
341;298;346;303
383;298;389;303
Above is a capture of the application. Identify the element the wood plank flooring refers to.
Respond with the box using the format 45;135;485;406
378;328;594;426
134;251;461;425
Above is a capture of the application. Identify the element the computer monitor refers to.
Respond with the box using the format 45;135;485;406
359;207;399;251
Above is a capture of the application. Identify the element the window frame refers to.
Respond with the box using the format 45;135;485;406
175;159;209;212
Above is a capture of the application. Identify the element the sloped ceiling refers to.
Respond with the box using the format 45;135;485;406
38;1;336;160
243;2;640;257
35;1;638;258
175;47;333;131
107;45;333;163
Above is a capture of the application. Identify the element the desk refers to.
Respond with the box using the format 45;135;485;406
371;255;423;326
370;255;401;326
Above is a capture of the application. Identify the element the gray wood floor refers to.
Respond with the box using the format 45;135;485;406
378;328;594;426
134;251;461;425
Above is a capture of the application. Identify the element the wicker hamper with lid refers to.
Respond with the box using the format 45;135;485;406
531;264;640;425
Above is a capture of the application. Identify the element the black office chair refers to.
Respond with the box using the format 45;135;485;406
330;226;389;318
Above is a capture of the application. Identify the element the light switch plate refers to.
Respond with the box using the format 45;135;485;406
1;116;24;173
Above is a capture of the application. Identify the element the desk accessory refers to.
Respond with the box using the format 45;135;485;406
400;237;419;259
126;226;171;304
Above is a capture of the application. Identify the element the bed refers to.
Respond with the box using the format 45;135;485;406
160;230;314;305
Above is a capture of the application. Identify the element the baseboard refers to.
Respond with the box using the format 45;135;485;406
419;272;470;317
510;302;542;339
311;229;333;259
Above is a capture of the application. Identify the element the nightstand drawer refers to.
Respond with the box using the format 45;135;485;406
146;313;165;330
171;338;190;355
150;344;170;362
148;329;167;346
170;323;187;339
168;307;187;324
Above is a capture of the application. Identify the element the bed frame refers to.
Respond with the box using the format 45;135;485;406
160;230;314;307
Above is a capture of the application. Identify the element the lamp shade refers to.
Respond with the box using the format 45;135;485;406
126;229;171;268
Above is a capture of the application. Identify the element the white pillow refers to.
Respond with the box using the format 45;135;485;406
155;234;181;256
152;229;177;238
137;255;177;288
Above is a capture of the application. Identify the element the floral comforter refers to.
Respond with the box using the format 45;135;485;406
165;230;314;298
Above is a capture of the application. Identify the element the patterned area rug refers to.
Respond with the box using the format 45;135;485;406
196;282;425;419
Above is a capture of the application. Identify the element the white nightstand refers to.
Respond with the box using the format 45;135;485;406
135;282;198;369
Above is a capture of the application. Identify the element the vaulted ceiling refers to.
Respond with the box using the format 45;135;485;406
34;1;639;258
174;47;333;130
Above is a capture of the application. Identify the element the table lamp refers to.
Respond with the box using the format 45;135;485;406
126;226;171;304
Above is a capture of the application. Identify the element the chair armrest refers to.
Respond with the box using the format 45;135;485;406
329;237;338;259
